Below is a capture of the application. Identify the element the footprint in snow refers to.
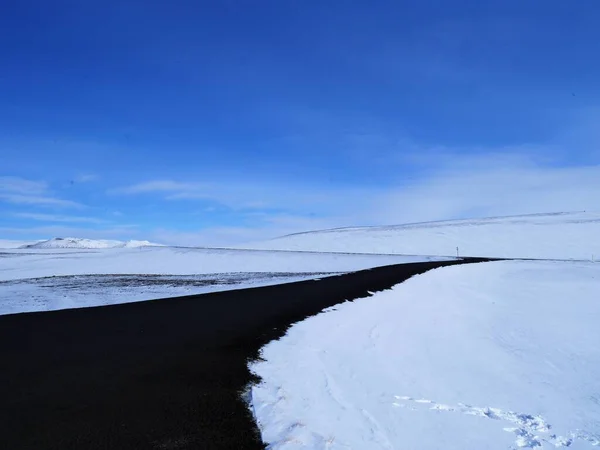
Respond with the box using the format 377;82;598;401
392;395;596;449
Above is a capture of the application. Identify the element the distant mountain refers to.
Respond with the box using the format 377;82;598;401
21;237;162;249
243;211;600;260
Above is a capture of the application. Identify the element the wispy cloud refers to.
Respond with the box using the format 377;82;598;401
74;174;99;183
11;212;107;224
0;175;84;208
0;193;84;208
119;148;600;246
112;179;372;213
0;176;47;195
371;156;600;225
113;180;200;194
150;214;341;247
6;109;600;247
114;180;244;205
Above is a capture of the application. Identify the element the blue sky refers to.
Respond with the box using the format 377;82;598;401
2;0;600;245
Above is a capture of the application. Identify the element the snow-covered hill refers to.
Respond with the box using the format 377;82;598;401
245;211;600;260
0;239;44;249
21;237;162;249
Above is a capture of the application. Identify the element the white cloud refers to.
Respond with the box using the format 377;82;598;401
0;175;84;208
6;154;599;247
113;180;201;194
112;178;376;213
140;153;600;246
372;158;600;225
0;193;84;208
11;212;107;224
7;122;599;247
150;214;340;247
112;180;230;204
0;176;47;195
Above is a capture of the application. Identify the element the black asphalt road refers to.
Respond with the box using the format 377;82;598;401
0;258;488;450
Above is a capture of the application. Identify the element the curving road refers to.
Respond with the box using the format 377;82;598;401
0;258;488;449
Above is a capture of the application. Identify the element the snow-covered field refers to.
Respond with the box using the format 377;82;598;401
0;246;437;282
0;244;439;315
0;272;334;316
250;260;600;450
245;211;600;260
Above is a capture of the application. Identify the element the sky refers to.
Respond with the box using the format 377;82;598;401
1;0;600;246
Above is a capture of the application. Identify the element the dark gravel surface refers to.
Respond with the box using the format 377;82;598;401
0;258;488;450
1;272;337;289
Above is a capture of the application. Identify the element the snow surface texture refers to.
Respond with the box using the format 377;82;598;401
0;246;440;314
244;211;600;260
21;237;162;249
250;260;600;450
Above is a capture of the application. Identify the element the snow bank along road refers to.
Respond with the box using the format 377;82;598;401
0;258;483;450
251;260;600;450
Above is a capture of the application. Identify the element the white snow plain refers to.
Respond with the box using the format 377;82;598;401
245;211;600;260
250;260;600;450
0;246;442;314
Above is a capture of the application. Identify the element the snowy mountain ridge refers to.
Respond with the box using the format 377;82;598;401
21;237;163;249
280;211;598;236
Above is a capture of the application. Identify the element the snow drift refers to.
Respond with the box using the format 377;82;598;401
244;211;600;260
